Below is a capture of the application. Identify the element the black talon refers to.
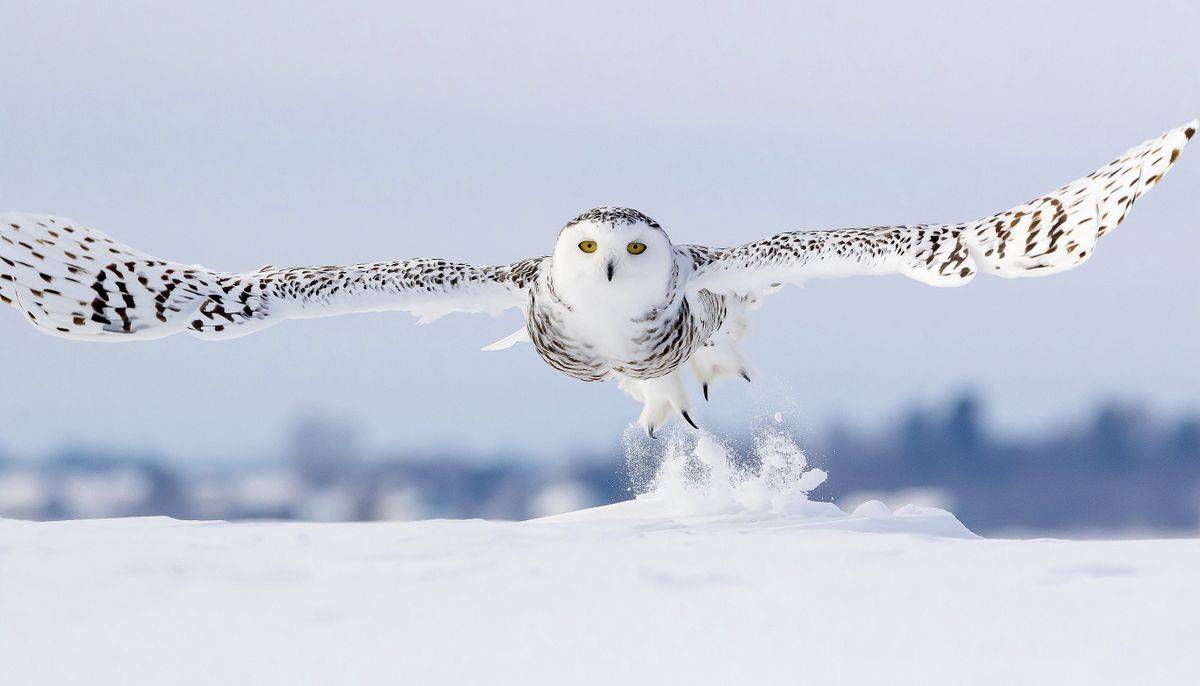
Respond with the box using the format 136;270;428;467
647;425;657;439
681;410;699;430
740;370;752;383
702;383;710;401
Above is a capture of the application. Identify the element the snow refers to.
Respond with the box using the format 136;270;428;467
2;427;1198;685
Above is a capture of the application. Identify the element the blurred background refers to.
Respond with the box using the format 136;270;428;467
3;394;1200;536
1;1;1197;534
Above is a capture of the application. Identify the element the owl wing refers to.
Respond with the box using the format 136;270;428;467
683;120;1196;296
1;215;544;341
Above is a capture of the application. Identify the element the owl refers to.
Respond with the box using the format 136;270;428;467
2;121;1194;435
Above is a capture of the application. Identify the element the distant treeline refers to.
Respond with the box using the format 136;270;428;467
816;393;1200;533
1;393;1197;534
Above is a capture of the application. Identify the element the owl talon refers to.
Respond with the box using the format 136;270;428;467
702;383;709;401
740;370;751;383
681;410;699;430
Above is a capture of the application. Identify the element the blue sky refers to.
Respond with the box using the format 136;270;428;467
1;1;1198;461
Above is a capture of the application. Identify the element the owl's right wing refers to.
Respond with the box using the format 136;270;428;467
1;214;545;341
682;120;1195;296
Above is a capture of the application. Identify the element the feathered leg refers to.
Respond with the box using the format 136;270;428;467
618;371;695;438
690;294;752;400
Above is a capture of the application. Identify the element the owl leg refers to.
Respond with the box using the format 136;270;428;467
690;338;751;401
690;296;751;401
617;371;694;438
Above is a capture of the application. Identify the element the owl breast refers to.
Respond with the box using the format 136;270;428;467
524;272;726;382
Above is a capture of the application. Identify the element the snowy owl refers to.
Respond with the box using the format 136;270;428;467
2;121;1195;435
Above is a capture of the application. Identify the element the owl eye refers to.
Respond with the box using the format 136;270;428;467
626;241;646;255
578;240;598;253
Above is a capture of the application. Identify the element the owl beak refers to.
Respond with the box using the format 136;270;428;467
606;261;615;281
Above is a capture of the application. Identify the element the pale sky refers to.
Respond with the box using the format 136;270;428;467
1;1;1198;461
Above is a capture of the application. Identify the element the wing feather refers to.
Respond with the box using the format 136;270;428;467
685;120;1196;294
0;214;544;341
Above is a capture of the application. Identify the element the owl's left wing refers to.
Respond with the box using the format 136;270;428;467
683;120;1195;296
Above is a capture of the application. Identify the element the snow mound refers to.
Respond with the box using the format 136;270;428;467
5;511;1197;685
543;417;975;539
4;419;1198;686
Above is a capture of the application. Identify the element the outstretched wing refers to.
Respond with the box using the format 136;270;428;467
0;215;544;341
684;120;1196;295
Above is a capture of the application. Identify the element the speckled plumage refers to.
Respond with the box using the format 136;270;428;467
2;121;1195;434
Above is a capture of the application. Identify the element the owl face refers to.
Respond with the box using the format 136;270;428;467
551;208;675;299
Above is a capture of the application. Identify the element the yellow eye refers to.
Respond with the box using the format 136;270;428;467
578;240;598;253
627;241;646;255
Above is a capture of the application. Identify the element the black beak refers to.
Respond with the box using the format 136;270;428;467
606;261;615;281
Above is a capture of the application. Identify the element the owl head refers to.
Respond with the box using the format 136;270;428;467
550;207;676;299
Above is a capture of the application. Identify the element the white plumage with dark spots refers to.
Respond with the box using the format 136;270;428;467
1;121;1195;435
